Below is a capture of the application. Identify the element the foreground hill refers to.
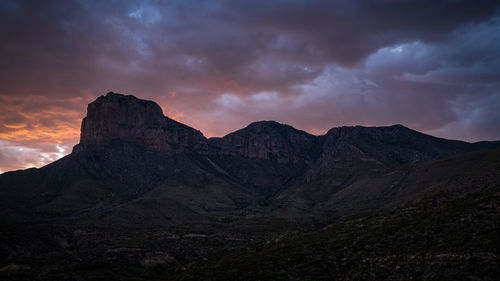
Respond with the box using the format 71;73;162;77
177;150;500;280
1;148;498;280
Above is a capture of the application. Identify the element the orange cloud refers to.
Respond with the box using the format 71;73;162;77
3;123;27;129
0;94;85;172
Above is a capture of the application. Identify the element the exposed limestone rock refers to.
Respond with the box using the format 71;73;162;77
72;92;494;167
74;92;206;154
208;121;318;163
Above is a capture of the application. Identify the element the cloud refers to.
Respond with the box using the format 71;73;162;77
196;16;500;141
0;95;84;143
0;95;84;171
222;0;500;66
0;0;499;172
0;140;71;173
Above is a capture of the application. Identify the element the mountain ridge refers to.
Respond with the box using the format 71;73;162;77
1;91;498;226
72;92;498;163
1;91;499;280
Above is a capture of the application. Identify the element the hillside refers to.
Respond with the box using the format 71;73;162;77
1;148;498;280
0;92;499;280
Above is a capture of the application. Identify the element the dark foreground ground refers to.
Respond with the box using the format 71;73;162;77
2;182;499;281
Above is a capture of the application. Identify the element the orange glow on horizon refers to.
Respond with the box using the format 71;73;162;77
0;94;87;172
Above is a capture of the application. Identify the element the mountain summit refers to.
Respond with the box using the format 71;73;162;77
74;92;206;154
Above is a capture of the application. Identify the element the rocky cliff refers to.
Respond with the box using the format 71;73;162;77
74;92;207;154
73;92;321;164
74;93;488;166
208;121;319;164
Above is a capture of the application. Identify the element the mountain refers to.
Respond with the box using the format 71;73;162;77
208;120;319;163
74;92;207;154
175;148;500;281
0;92;498;225
1;92;499;280
272;124;495;219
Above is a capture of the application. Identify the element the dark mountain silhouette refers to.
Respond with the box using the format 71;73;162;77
1;92;499;280
1;92;497;224
75;92;207;154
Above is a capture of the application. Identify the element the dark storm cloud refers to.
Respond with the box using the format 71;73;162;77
2;0;498;97
0;0;500;171
222;0;500;65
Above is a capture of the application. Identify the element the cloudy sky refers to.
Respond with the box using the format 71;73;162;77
0;0;499;172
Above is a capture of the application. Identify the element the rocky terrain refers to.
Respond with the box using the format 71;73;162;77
75;93;207;154
1;92;499;280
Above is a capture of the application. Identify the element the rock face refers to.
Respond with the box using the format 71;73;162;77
319;125;473;167
208;121;318;163
73;93;318;163
73;93;488;165
74;92;206;154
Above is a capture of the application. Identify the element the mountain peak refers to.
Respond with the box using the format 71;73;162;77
246;120;283;127
98;91;163;114
209;120;317;163
74;92;206;153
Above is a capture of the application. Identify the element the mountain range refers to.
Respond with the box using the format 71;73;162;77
1;92;499;280
1;92;497;224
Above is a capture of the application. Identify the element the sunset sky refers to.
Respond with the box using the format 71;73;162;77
1;0;500;173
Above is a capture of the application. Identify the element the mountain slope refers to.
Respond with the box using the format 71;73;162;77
174;148;500;281
1;92;499;281
0;142;256;224
0;92;498;225
272;125;498;216
177;188;500;281
2;148;497;281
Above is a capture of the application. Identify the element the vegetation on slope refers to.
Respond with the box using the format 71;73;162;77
175;186;500;280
